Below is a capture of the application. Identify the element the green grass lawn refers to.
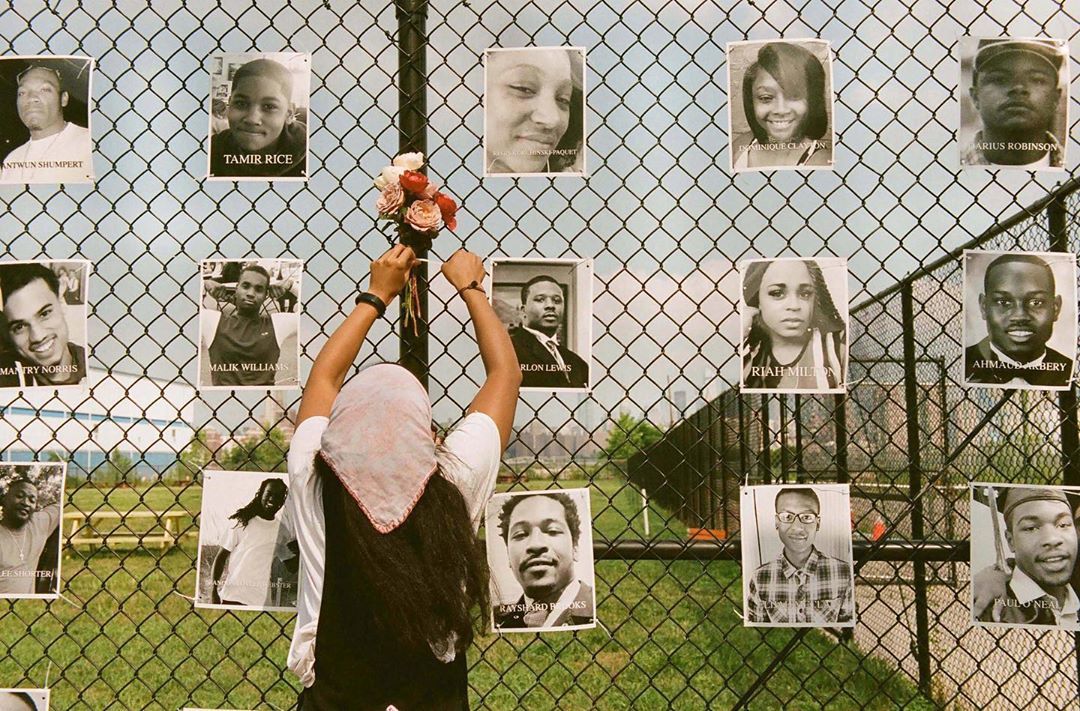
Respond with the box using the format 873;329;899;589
0;479;935;710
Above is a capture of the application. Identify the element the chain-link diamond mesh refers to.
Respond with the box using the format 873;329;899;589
0;0;1078;709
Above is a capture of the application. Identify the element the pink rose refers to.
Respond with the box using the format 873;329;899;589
404;199;443;232
376;183;405;215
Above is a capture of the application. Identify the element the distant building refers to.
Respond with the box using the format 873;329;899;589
0;368;195;478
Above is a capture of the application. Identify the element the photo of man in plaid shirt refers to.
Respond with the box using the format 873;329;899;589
745;487;854;626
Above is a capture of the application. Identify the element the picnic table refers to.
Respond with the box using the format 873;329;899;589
64;509;195;550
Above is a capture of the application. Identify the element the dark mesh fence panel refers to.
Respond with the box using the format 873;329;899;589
0;0;1077;709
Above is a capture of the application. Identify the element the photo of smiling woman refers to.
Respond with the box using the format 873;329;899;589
727;39;835;172
483;47;587;177
740;257;848;394
206;52;310;181
486;488;596;632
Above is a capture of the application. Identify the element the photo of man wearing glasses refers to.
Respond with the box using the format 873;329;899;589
743;485;855;626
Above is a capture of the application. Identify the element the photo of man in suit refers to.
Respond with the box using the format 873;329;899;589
508;275;589;389
963;251;1075;389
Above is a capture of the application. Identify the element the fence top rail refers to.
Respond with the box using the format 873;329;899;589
850;176;1080;316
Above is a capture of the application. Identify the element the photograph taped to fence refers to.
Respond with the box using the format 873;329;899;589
0;55;94;185
0;462;65;600
739;257;848;394
485;488;596;632
971;483;1080;630
740;484;855;627
194;470;298;612
0;260;90;392
197;259;302;391
487;257;593;392
483;47;587;177
0;690;49;710
962;250;1076;390
727;39;835;173
959;37;1068;171
206;52;310;181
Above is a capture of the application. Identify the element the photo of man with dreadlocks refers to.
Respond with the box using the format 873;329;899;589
195;470;298;612
739;257;848;394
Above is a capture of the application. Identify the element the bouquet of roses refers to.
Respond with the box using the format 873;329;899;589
373;152;459;330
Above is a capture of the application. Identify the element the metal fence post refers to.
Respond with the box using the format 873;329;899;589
901;281;932;697
1047;194;1080;695
833;393;848;485
396;0;429;386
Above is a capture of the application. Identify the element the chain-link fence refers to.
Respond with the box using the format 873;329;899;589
0;0;1078;709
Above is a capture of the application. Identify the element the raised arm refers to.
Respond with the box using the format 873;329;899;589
440;250;520;449
296;245;416;424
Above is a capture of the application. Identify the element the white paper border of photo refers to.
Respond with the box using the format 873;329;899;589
484;488;597;633
957;37;1069;172
196;258;303;392
739;483;856;628
485;257;593;393
726;39;836;174
0;259;91;394
0;461;67;601
482;46;588;178
0;689;49;710
970;482;1080;631
737;256;849;395
961;249;1077;391
0;54;95;185
193;469;297;613
204;51;312;182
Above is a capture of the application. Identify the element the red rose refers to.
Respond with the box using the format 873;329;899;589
435;192;457;220
400;170;429;195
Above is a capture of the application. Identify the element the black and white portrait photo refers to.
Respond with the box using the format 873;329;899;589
962;250;1076;390
488;258;592;392
0;260;90;391
971;484;1080;630
959;38;1068;170
197;259;302;390
486;489;596;632
195;470;298;612
0;56;93;184
740;484;855;628
483;47;587;177
740;257;848;394
206;52;311;181
0;463;65;600
727;39;835;172
0;690;49;711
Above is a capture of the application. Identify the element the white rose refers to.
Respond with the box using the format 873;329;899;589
393;152;425;170
374;165;406;191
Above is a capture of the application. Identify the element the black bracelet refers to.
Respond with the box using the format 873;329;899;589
354;291;387;317
457;281;485;298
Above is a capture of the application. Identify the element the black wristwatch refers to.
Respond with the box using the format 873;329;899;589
355;291;387;317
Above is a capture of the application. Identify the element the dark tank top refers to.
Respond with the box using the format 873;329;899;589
208;313;280;386
297;472;469;711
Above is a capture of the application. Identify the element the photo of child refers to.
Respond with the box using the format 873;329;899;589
206;52;310;181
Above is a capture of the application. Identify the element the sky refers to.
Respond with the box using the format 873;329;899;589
0;0;1076;446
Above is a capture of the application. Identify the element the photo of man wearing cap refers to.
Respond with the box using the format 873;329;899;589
959;37;1068;170
971;484;1080;629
